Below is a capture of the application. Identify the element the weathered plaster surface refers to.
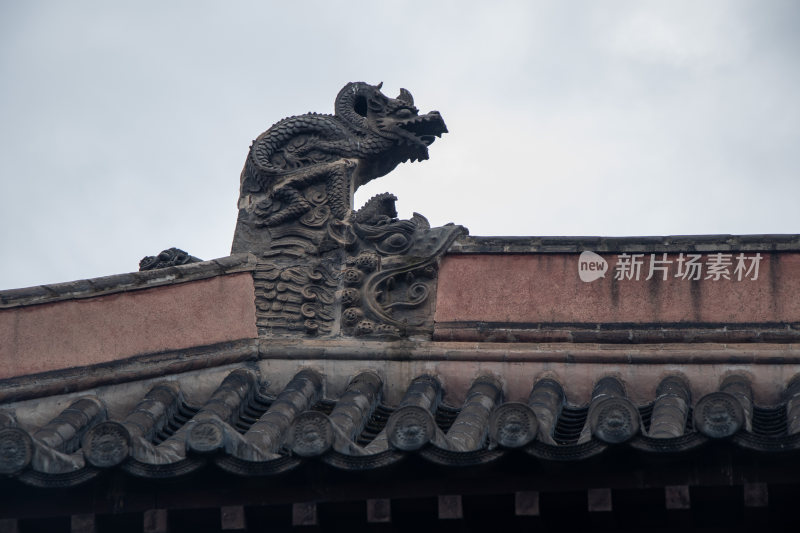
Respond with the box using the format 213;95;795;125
0;273;257;379
435;253;800;324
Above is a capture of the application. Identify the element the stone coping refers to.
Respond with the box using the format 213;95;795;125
450;234;800;254
4;235;799;308
0;253;258;309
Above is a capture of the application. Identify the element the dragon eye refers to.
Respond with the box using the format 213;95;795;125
395;108;414;119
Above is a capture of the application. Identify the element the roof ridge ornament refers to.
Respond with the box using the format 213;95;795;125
231;82;467;339
139;247;202;271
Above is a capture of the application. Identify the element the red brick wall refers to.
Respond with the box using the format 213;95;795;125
0;273;257;379
435;253;800;325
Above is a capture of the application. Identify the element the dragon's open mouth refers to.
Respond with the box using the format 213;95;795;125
398;111;448;146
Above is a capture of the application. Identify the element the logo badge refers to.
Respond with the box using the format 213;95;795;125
578;251;608;282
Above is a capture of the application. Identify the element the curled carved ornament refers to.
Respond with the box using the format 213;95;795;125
83;421;130;468
489;403;539;448
589;397;640;444
693;392;745;438
386;405;437;451
0;427;33;475
187;419;227;454
289;411;334;457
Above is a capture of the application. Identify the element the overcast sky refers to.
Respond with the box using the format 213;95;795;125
1;1;798;289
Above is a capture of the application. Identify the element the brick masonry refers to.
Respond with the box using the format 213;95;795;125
435;252;800;325
0;273;257;380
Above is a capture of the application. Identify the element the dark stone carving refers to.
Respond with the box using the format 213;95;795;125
82;421;130;468
387;405;437;451
231;82;466;338
694;392;745;438
588;397;640;444
341;213;461;338
0;427;33;475
187;418;227;454
490;402;538;448
586;377;640;444
288;411;334;457
235;82;446;233
139;248;202;271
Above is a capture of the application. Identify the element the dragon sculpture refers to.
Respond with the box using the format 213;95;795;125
232;82;466;338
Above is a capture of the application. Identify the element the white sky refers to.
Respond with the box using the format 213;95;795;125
1;1;798;289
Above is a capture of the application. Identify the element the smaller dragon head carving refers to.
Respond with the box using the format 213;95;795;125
354;192;398;225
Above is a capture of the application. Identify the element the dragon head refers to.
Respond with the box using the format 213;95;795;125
335;82;447;177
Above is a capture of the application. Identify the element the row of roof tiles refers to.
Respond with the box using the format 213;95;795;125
2;368;800;487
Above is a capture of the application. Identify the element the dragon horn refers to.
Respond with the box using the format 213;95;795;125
335;82;373;126
397;88;414;106
376;82;383;90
